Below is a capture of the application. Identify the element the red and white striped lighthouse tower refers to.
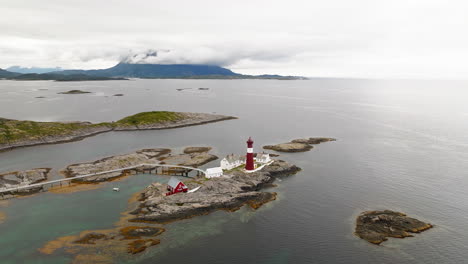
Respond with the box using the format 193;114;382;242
245;137;255;171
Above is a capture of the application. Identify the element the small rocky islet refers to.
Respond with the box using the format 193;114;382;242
263;137;336;152
58;90;92;94
355;210;433;245
71;226;165;254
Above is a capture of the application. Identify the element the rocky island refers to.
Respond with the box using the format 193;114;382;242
63;147;217;183
58;90;92;94
355;210;433;245
0;168;51;194
0;111;236;152
129;159;300;223
263;137;336;152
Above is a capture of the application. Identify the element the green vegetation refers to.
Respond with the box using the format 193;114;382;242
0;112;187;145
0;118;100;144
114;111;185;127
9;73;127;81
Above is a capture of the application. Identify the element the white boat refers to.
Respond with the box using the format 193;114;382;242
113;187;120;192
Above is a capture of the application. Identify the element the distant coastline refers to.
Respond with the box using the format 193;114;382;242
0;63;307;81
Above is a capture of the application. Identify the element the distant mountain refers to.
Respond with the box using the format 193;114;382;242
0;68;20;78
54;63;240;78
2;63;306;81
6;66;63;74
11;73;127;81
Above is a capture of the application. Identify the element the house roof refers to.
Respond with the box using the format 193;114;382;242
223;154;245;163
167;177;183;188
207;167;223;173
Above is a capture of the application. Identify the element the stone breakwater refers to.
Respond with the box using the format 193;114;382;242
0;112;236;152
263;137;336;152
355;210;433;245
129;160;301;224
0;168;51;194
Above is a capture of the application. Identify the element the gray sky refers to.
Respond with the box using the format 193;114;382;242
1;0;467;78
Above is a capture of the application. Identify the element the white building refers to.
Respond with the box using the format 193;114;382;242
206;167;223;178
220;154;245;170
256;153;271;164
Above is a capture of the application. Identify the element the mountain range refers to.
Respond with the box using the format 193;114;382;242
0;63;306;81
6;66;63;74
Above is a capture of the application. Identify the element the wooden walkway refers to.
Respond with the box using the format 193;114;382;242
0;163;206;197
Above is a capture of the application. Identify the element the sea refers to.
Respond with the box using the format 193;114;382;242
1;78;468;263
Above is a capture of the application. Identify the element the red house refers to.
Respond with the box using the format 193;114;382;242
166;177;188;196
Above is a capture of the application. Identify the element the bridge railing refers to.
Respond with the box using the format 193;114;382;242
0;163;206;195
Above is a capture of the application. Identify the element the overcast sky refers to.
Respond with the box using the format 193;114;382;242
1;0;467;78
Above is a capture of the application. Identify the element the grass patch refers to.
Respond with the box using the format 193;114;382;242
0;111;188;144
114;111;185;126
0;118;100;144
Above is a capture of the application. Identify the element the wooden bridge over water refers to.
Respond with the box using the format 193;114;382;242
0;163;206;199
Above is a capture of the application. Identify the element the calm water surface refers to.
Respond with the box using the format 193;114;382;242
1;79;468;263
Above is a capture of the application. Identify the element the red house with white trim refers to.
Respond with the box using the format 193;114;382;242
166;177;188;196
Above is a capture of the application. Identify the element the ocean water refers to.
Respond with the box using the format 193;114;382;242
1;79;468;263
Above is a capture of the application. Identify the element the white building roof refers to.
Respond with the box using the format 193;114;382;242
206;167;223;174
223;154;245;163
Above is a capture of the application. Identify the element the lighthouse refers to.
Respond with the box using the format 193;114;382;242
245;137;255;171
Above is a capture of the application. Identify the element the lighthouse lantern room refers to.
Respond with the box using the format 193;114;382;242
245;137;255;171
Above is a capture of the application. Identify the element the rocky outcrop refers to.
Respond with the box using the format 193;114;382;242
355;210;433;245
291;137;336;144
73;233;108;244
58;90;91;94
63;148;218;183
119;226;165;239
112;113;237;131
160;152;218;167
130;160;300;223
63;149;171;182
69;226;165;254
183;146;212;154
263;137;336;152
0;168;51;194
263;142;313;152
127;239;160;254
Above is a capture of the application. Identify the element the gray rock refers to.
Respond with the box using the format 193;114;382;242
0;168;51;194
130;160;300;223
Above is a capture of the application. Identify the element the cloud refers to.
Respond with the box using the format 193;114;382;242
1;0;468;78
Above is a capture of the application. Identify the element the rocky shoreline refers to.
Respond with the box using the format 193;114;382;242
263;137;336;152
63;147;218;183
40;158;301;258
129;159;300;224
355;210;433;245
0;168;51;194
0;112;236;152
